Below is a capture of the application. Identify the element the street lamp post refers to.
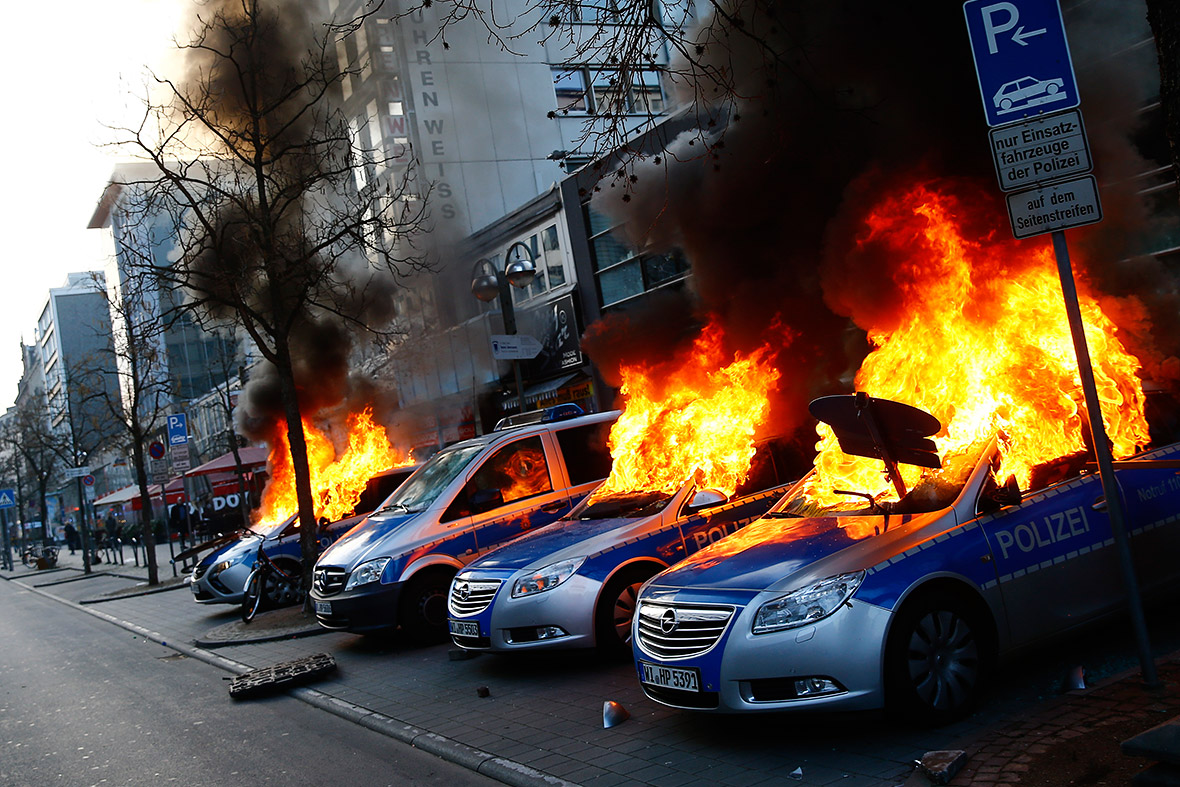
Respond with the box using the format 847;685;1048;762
472;242;537;415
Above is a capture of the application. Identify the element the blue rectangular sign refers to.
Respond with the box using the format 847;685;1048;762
0;489;15;509
963;0;1079;127
167;413;189;446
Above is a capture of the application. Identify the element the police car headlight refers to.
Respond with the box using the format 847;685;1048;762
345;557;391;591
512;557;586;598
752;571;865;634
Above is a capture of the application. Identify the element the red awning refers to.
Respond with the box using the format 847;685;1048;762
94;478;187;510
185;446;269;477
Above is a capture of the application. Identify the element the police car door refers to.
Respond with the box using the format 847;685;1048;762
466;433;571;556
979;472;1119;648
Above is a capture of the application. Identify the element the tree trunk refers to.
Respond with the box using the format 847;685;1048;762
37;481;49;544
132;439;159;585
1148;0;1180;200
79;477;94;574
275;340;319;614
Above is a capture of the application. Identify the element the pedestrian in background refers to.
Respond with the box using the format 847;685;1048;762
64;522;78;555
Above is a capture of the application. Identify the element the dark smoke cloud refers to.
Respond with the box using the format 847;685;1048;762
587;0;1175;437
174;0;405;446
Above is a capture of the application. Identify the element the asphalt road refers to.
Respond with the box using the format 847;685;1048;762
0;580;498;787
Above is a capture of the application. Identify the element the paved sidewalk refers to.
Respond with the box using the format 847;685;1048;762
4;547;1177;787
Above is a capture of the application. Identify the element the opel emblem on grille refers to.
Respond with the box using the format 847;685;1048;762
659;608;679;635
457;582;470;601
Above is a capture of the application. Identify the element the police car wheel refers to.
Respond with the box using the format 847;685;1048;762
264;562;302;607
399;569;452;643
595;565;658;655
885;592;990;725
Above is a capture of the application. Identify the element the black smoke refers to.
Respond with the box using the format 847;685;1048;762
586;0;1174;438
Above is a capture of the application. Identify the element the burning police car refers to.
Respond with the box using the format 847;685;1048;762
446;459;792;654
190;464;417;606
631;394;1180;723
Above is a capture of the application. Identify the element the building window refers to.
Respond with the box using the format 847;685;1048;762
336;39;353;101
551;66;665;116
565;0;621;23
553;69;589;114
584;203;689;308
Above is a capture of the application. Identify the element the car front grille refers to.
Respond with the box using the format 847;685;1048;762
636;602;734;659
448;579;502;616
313;567;347;596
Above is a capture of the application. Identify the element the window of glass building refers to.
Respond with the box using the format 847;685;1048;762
583;202;689;308
551;66;665;116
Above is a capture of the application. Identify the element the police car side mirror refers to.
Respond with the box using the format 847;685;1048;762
686;488;728;513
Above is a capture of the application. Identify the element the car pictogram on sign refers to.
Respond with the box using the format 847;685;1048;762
993;75;1066;114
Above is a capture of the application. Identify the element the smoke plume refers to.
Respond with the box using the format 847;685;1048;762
587;0;1174;438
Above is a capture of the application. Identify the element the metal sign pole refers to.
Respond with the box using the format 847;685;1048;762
1051;229;1157;687
1;508;12;570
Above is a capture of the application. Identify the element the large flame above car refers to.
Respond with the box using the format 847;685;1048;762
596;322;785;497
257;408;411;527
807;184;1150;507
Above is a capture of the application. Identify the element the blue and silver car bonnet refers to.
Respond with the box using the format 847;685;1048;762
649;513;889;591
314;511;420;567
468;515;662;571
197;534;259;568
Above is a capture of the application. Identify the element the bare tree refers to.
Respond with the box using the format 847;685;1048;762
73;269;176;586
108;0;429;599
199;326;253;531
0;400;68;545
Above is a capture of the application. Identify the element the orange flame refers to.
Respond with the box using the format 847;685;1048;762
596;322;785;498
257;408;411;527
807;184;1149;507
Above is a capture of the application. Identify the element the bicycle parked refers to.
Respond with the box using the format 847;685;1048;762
21;542;59;569
240;528;304;623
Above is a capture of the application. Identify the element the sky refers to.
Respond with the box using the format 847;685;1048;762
0;0;183;412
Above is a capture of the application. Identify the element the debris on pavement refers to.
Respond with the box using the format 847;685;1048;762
228;652;337;699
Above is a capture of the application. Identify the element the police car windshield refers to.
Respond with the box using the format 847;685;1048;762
375;443;485;514
573;489;673;520
252;515;296;539
769;441;989;518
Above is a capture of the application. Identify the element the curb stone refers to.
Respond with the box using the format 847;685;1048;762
10;574;576;787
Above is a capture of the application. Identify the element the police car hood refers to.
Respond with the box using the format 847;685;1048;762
196;533;261;568
649;509;948;593
314;510;423;568
469;513;662;572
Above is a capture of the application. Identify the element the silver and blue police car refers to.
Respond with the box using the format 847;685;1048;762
190;465;417;607
446;473;791;654
631;436;1180;723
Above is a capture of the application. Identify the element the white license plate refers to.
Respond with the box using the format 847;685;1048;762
448;619;480;637
314;601;331;615
639;661;700;692
190;583;199;595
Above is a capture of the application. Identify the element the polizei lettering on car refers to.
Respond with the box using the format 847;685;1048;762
631;440;1180;722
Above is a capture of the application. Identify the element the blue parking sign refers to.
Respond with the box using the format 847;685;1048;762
963;0;1079;127
167;413;189;446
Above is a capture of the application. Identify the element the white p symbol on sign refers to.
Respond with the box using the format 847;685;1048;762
981;2;1019;54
